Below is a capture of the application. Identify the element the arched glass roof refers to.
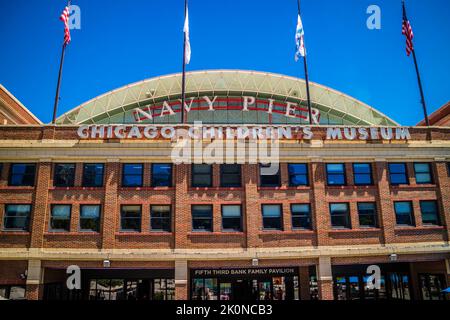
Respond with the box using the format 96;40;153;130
55;70;399;126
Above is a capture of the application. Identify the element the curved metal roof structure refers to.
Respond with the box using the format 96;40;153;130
55;70;399;126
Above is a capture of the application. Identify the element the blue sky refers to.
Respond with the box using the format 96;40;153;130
0;0;449;125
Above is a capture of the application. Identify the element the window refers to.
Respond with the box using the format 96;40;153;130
120;205;141;232
122;164;143;187
220;164;241;187
357;202;378;228
150;205;171;232
8;163;36;186
151;164;172;187
420;200;440;226
0;285;26;300
291;204;312;230
80;205;101;232
389;163;408;185
192;164;212;187
326;164;346;186
414;163;433;184
154;279;175;300
288;164;309;186
50;205;71;232
394;201;414;226
221;205;242;232
53;163;75;187
82;164;104;187
260;164;281;187
192;205;213;232
262;204;283;230
353;163;373;185
330;203;351;229
3;204;31;231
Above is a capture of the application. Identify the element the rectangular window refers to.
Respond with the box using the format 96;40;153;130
53;163;76;187
330;203;351;229
291;204;312;230
3;204;31;231
192;164;212;187
8;163;36;186
50;205;71;232
80;205;101;232
151;205;171;232
326;164;346;186
353;163;373;185
122;164;143;187
394;201;414;226
220;164;241;187
288;164;309;186
389;163;408;185
221;205;242;232
120;205;142;232
420;200;440;226
260;164;281;187
262;204;283;230
192;205;213;232
357;202;378;228
414;163;433;184
82;164;104;187
151;164;172;187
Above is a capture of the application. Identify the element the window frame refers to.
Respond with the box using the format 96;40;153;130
150;205;172;232
49;204;72;232
53;163;76;188
394;201;415;227
8;163;36;187
121;163;144;187
261;204;283;231
191;164;213;188
221;204;242;232
329;203;351;229
191;205;213;232
288;164;309;187
220;164;242;188
79;204;101;232
419;200;440;226
414;163;433;184
326;163;347;186
120;205;142;232
151;164;173;187
290;203;312;230
3;204;31;232
356;202;378;228
388;163;409;186
82;163;105;187
259;163;281;188
352;163;373;186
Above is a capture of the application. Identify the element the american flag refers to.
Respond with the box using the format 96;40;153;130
60;6;71;45
402;3;414;56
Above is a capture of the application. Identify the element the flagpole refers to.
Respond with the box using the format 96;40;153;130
180;0;188;124
403;1;430;127
297;0;313;125
52;0;71;125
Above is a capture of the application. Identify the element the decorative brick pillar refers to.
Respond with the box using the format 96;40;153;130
102;160;120;249
30;161;52;248
434;161;450;241
374;161;395;244
311;161;329;246
25;260;43;300
175;260;189;300
244;164;259;248
174;164;189;249
317;257;334;300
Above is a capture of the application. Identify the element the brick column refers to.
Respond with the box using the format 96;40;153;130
434;161;450;241
311;161;329;246
317;257;334;300
299;266;311;300
102;160;120;249
374;161;395;244
174;164;189;248
175;260;189;300
30;161;52;248
25;260;43;300
244;164;259;248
